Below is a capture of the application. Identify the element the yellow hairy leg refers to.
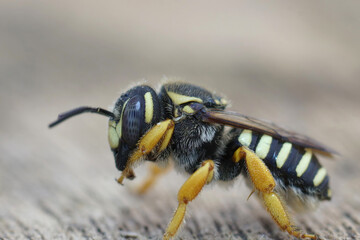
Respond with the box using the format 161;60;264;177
117;119;175;184
136;163;172;194
163;160;214;240
262;192;317;239
233;146;318;239
233;146;275;193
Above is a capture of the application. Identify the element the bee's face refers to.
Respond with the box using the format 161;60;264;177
108;86;162;171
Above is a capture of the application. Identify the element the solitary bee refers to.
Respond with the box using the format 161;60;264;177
49;82;333;239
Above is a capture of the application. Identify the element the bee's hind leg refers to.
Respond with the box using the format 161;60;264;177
233;146;318;239
163;160;214;240
261;192;319;239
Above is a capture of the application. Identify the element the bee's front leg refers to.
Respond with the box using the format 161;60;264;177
163;160;214;240
117;119;174;185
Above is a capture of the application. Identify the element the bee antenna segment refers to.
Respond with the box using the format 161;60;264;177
49;106;114;128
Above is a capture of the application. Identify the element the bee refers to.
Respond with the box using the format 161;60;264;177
49;82;334;239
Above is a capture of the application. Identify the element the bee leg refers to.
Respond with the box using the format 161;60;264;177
163;160;214;240
261;192;318;239
234;146;318;239
136;163;172;194
118;119;175;184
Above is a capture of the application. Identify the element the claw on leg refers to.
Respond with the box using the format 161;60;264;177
117;168;135;184
163;160;214;240
247;188;255;201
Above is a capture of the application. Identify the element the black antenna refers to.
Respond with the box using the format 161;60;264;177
49;106;115;128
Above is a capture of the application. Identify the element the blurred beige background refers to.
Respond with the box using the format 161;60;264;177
1;1;360;239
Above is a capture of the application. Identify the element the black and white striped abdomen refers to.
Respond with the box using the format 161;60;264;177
230;128;331;200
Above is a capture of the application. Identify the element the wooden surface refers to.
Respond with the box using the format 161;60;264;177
1;1;360;240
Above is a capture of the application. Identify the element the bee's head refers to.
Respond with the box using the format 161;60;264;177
108;85;163;172
49;85;163;179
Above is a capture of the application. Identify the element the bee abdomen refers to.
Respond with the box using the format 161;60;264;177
233;129;331;200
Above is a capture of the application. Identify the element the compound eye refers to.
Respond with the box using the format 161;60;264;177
122;95;144;146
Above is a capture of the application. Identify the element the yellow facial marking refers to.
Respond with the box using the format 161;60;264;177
109;120;116;128
115;122;122;138
276;142;292;168
255;135;273;159
214;99;221;105
116;99;129;138
313;168;327;186
144;92;153;123
238;130;252;147
108;128;119;149
182;105;195;114
167;91;203;105
108;120;119;149
296;150;312;177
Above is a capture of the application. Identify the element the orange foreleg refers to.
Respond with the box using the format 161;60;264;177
117;119;174;184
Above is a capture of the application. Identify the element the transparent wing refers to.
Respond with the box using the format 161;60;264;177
199;109;336;155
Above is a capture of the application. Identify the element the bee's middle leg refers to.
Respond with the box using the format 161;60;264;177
136;163;172;194
163;160;214;240
233;146;317;239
